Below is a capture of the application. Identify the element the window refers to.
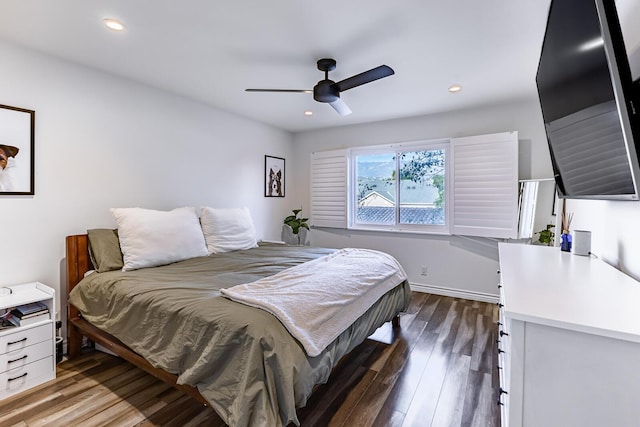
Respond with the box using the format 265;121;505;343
311;131;519;238
352;141;449;233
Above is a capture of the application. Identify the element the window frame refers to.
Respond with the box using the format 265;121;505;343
311;131;519;239
348;139;451;235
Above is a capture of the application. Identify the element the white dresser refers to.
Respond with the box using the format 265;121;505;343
0;282;56;399
498;243;640;427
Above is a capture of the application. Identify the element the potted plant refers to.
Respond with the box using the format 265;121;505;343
282;209;310;245
535;224;555;246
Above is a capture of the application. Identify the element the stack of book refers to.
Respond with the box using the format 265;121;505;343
6;301;50;327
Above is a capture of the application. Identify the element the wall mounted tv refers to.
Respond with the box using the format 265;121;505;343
536;0;640;200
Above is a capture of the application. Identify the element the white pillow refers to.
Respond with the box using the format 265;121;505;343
201;207;258;254
111;207;208;271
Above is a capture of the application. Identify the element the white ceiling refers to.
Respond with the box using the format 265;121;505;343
0;0;554;133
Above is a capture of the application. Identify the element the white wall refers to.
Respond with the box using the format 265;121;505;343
292;98;553;299
565;199;640;282
0;41;293;320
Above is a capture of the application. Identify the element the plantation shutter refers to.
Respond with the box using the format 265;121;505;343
310;149;348;228
451;131;519;238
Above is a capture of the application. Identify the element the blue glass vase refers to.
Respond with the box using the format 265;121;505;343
561;232;572;252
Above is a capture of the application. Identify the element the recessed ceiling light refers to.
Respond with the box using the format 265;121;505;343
448;84;462;93
304;110;313;116
104;19;126;31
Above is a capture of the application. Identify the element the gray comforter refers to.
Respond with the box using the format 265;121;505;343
69;244;411;426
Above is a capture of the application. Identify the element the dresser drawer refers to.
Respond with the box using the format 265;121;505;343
0;356;55;399
0;340;53;374
0;323;53;355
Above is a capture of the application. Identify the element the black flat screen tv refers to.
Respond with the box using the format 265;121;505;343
536;0;640;200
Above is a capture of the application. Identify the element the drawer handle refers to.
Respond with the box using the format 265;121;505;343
497;388;508;406
500;330;509;337
7;337;28;346
8;372;28;382
8;355;28;364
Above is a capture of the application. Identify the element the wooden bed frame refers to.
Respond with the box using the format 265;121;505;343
66;234;209;405
65;234;401;409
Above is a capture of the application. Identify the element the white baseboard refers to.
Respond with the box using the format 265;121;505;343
410;282;499;304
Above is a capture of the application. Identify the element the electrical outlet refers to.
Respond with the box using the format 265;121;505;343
421;265;428;276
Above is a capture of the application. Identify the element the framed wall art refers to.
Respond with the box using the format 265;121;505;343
0;104;35;195
265;155;285;197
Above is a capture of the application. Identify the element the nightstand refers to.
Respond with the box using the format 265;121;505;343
0;282;56;399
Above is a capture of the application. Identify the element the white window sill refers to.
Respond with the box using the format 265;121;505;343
346;224;451;236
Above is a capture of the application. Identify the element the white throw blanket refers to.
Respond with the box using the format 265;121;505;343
220;248;408;357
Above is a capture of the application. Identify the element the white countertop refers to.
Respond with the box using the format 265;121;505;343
498;242;640;343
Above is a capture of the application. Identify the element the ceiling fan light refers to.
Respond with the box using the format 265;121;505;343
104;19;126;31
448;84;462;93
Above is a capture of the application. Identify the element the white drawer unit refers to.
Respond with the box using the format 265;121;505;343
498;243;640;427
1;331;53;372
0;282;56;400
1;323;52;354
0;356;54;398
496;282;509;425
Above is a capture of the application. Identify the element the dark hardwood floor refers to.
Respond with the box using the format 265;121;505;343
0;293;500;427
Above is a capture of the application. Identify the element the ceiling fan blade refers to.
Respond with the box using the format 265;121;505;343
329;98;352;116
245;89;312;93
334;65;395;92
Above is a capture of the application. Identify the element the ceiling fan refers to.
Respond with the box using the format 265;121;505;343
245;58;395;116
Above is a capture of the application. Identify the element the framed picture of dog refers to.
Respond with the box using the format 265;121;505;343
265;155;285;197
0;104;35;195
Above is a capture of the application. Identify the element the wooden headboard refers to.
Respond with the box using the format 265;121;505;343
66;234;93;295
65;234;93;356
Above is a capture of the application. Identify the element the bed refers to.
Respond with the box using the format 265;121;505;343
66;234;410;427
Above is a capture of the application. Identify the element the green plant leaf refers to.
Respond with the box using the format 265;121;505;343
283;208;311;236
